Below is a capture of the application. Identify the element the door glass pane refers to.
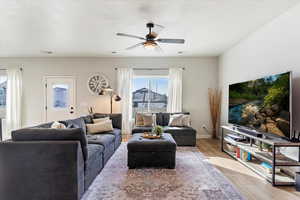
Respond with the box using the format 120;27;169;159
53;84;69;108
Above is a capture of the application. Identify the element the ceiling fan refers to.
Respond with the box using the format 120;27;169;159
116;22;185;51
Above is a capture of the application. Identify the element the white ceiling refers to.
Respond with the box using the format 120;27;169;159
0;0;299;57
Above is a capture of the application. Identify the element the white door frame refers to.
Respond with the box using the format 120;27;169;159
43;75;77;122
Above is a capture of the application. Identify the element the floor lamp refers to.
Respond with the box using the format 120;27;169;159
99;86;122;114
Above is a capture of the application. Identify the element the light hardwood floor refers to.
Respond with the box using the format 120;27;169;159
197;139;300;200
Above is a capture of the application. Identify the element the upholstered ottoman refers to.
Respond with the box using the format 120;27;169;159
127;133;177;169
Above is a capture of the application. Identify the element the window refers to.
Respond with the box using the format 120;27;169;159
0;74;7;118
132;76;168;116
53;84;69;108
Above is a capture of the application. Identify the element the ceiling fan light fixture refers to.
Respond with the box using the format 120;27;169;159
143;41;157;50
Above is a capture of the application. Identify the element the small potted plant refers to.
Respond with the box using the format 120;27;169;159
152;126;164;136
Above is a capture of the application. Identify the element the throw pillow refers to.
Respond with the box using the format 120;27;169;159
135;113;144;126
143;114;156;126
181;114;191;127
86;120;113;134
168;114;184;126
51;121;66;129
93;117;110;124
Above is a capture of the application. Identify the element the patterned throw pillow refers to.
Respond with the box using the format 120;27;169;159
135;113;144;126
142;114;156;126
51;121;66;129
86;120;113;134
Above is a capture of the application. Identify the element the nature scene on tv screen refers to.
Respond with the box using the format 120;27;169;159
229;72;290;138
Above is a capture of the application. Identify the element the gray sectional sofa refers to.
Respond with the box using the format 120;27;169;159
0;113;122;200
132;112;197;146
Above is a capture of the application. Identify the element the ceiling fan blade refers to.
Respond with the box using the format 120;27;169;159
156;38;185;44
116;33;145;40
126;42;145;50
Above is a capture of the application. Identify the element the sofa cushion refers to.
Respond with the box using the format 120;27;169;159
11;128;88;161
104;128;122;150
64;117;87;134
81;115;93;124
156;113;164;126
85;144;104;189
86;134;115;164
163;126;195;135
87;134;114;148
132;126;153;134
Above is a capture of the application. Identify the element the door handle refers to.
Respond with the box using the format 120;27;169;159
70;111;74;114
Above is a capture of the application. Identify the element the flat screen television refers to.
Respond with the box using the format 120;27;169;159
229;72;292;139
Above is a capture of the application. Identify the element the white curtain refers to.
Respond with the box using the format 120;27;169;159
117;68;133;135
5;67;22;140
167;67;183;112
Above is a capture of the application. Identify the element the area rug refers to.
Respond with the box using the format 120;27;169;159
82;143;245;200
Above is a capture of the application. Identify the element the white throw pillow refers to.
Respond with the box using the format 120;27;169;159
87;120;113;134
168;114;191;127
51;121;66;129
93;117;110;124
181;115;191;127
168;114;184;126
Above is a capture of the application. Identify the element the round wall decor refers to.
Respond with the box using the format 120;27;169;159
87;73;109;95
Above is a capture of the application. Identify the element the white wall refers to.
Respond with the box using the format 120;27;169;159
219;4;300;160
0;57;218;138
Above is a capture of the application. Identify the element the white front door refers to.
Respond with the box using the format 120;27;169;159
45;76;76;122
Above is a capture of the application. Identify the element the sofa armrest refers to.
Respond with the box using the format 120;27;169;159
0;141;85;200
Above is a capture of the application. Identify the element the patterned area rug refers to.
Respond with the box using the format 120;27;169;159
82;143;245;200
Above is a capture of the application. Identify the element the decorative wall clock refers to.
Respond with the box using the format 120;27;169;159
87;73;109;95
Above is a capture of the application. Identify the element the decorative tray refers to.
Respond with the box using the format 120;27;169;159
142;132;162;139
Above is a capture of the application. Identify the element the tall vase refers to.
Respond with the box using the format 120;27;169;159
212;127;217;139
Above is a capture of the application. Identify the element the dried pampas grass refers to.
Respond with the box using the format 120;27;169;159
208;88;222;139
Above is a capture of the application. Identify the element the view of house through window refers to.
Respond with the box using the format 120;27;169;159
0;74;7;118
132;76;168;116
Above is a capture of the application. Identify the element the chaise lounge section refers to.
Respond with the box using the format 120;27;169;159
132;112;197;146
0;113;122;200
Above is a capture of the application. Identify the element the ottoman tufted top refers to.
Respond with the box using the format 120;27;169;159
127;133;177;152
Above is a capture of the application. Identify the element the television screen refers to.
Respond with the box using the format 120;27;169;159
229;72;291;139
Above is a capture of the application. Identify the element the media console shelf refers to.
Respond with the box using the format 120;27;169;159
221;125;300;186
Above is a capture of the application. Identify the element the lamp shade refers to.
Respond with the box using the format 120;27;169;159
114;95;121;101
